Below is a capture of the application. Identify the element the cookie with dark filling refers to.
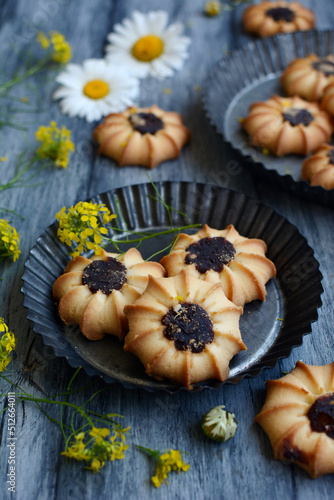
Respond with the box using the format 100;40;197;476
124;269;245;389
281;55;334;101
53;247;165;341
255;361;334;478
301;143;334;190
321;80;334;117
243;1;315;38
241;95;333;156
93;104;190;168
160;224;276;308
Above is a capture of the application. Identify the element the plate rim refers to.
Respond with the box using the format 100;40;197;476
21;180;324;393
202;29;334;207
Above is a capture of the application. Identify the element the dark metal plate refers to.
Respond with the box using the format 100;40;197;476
21;181;323;392
203;30;334;207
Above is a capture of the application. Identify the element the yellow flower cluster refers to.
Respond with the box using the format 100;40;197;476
0;318;16;372
56;201;116;257
151;449;190;487
62;425;129;473
0;219;20;262
204;1;222;16
37;30;72;64
35;121;75;168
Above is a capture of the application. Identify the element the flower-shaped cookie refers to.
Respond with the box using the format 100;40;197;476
93;105;190;168
242;95;333;156
301;143;334;190
255;361;334;478
242;1;315;38
281;55;334;101
53;247;165;341
321;80;334;117
124;269;245;389
160;224;276;307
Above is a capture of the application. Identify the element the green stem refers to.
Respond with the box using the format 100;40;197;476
147;173;173;228
17;395;95;427
135;444;161;460
0;55;51;94
104;224;200;246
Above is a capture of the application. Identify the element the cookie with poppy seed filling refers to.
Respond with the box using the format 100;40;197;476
321;79;334;117
93;105;190;168
281;54;334;102
255;361;334;478
160;224;276;308
124;269;245;389
53;247;165;341
242;1;315;38
301;143;334;190
242;95;333;156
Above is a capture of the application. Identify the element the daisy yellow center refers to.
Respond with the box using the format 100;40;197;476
131;35;164;62
83;80;109;100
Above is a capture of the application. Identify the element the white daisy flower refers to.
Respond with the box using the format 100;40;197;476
105;10;191;79
53;59;140;122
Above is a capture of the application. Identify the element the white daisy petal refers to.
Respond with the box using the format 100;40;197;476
151;59;174;79
53;58;140;122
132;11;152;37
56;64;86;84
164;22;185;37
107;33;135;49
105;10;190;80
147;11;169;34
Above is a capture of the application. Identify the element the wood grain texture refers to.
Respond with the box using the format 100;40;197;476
0;1;334;499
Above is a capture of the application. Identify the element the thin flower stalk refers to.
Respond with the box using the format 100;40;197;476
55;194;200;258
0;31;71;96
0;367;130;473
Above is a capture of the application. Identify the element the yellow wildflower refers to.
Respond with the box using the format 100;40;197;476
35;121;75;168
37;30;72;64
152;449;190;487
204;1;222;16
61;432;88;461
137;446;190;488
0;156;7;162
89;427;110;444
0;318;16;372
62;425;130;473
50;31;72;64
86;457;105;473
55;201;116;257
36;31;50;49
0;219;20;262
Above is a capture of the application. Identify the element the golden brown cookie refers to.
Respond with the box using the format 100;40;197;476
255;361;334;478
301;143;334;190
124;269;245;389
160;224;276;308
281;55;334;101
241;95;333;156
243;1;315;38
53;247;165;341
321;80;334;117
93;104;190;168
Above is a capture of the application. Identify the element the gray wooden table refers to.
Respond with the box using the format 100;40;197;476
1;1;334;499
